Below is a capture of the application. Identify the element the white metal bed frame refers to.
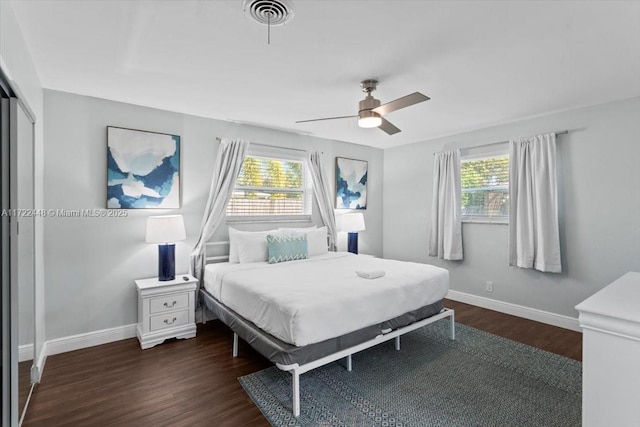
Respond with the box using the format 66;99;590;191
204;241;456;417
232;308;455;417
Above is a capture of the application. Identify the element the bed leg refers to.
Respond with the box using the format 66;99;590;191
449;310;456;340
232;332;238;357
292;371;300;417
394;336;401;350
346;354;352;372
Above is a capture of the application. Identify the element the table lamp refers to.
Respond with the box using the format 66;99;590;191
145;215;186;281
337;212;366;254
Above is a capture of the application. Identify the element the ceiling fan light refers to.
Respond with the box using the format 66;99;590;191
358;111;382;128
358;116;382;128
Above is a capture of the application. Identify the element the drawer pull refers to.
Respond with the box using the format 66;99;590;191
164;317;177;325
150;294;188;314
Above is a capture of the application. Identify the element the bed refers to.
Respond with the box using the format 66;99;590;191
199;236;455;417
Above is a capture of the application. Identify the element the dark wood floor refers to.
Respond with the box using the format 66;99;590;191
23;300;582;426
445;300;582;361
19;361;32;417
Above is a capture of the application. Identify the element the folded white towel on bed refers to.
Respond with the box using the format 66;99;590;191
356;270;386;279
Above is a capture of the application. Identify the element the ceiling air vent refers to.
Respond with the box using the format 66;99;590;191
243;0;295;27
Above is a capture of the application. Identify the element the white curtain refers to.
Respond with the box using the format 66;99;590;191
428;149;463;260
508;133;561;273
190;138;249;284
308;151;337;251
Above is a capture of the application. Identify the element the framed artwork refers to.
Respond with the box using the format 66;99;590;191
335;157;368;209
107;126;180;209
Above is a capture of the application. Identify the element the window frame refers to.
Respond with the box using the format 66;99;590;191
460;144;510;225
226;145;312;224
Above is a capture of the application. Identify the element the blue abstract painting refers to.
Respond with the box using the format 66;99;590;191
107;127;180;209
336;157;367;209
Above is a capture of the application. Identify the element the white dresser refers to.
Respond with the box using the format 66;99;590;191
135;275;197;349
575;272;640;427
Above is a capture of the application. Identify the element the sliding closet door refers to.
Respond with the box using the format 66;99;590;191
1;94;11;427
10;97;36;426
0;64;38;426
0;91;36;426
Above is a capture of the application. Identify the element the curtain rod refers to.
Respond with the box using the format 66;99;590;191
216;137;308;154
250;142;308;153
434;130;569;155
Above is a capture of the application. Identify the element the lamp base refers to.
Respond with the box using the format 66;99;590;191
158;244;176;281
347;232;359;254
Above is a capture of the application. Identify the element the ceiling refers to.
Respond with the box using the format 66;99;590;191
10;1;640;149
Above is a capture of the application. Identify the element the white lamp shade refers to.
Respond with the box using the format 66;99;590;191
337;212;366;232
145;215;186;243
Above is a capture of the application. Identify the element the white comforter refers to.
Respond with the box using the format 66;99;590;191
204;252;449;347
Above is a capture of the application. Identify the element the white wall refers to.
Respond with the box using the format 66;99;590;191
43;89;383;340
383;97;640;318
1;0;46;370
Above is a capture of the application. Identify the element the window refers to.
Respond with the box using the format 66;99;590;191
226;148;311;220
461;150;509;223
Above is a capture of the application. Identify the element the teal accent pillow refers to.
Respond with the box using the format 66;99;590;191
267;234;308;264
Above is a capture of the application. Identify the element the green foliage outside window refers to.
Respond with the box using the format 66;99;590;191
237;157;264;199
236;156;302;200
461;156;509;217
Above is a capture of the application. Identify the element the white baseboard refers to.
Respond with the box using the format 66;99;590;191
19;344;33;362
46;324;137;357
446;290;581;332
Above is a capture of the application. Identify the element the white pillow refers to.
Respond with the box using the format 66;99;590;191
236;232;269;263
283;226;328;256
307;226;329;256
228;228;241;263
229;228;280;263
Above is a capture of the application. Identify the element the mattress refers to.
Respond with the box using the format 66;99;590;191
204;252;449;347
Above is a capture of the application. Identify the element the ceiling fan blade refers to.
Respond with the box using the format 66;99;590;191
296;115;358;124
378;118;401;135
372;92;430;116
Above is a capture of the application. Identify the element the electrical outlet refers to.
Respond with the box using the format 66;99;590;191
485;281;494;292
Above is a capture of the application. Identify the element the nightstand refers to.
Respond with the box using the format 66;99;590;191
135;274;197;349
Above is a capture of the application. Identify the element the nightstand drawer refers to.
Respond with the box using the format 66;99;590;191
149;293;189;314
149;310;189;331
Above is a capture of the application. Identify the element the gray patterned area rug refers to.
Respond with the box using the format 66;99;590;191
239;319;581;426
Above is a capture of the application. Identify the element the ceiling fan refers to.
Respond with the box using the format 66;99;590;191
296;80;430;135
